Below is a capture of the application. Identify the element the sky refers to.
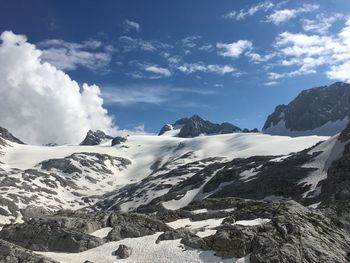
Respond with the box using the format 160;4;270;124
0;0;350;144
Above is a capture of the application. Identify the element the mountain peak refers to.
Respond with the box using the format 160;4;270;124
80;130;113;146
159;115;242;137
263;82;350;136
0;126;24;145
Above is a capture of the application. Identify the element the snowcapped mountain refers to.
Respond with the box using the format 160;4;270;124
80;130;114;146
158;114;243;137
263;82;350;136
1;95;350;262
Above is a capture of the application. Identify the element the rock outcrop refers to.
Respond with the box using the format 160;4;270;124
80;130;113;146
263;82;350;136
158;115;241;137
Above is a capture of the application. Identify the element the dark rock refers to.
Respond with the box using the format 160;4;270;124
158;115;241;138
115;244;132;259
158;124;173;135
0;216;105;252
111;136;127;146
20;206;52;221
156;228;196;243
0;126;24;144
106;213;171;241
0;238;58;263
263;82;350;136
80;130;113;146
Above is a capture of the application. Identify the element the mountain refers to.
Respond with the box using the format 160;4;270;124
1;110;350;262
0;126;24;145
80;130;113;145
263;82;350;136
158;114;242;137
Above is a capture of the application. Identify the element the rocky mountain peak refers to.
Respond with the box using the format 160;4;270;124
0;126;24;145
80;130;113;146
159;115;242;137
263;82;350;136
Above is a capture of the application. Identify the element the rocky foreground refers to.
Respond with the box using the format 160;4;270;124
1;197;350;262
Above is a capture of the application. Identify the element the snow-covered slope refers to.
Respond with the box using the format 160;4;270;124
0;131;328;224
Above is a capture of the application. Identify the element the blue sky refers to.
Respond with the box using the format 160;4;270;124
1;0;350;133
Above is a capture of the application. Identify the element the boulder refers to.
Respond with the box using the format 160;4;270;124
115;244;132;259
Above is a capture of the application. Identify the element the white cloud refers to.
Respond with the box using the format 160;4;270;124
118;36;172;53
179;35;201;48
144;65;171;77
302;13;344;35
267;4;319;25
217;40;252;58
177;62;235;75
123;19;140;32
38;39;112;71
269;18;350;82
102;86;170;105
0;31;115;145
223;1;274;20
102;85;213;106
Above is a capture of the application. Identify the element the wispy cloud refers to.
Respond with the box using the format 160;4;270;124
177;62;236;75
102;85;215;107
144;65;171;77
223;1;274;20
302;13;344;35
123;19;140;33
38;39;112;72
266;4;319;25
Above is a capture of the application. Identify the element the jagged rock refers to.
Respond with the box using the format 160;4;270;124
115;244;132;259
156;228;196;243
20;206;52;221
0;126;24;145
111;136;127;146
0;238;58;263
263;82;350;136
0;216;105;252
80;130;113;146
158;124;173;135
182;199;350;262
106;213;171;241
158;115;241;138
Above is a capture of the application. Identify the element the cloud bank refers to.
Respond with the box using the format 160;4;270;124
0;31;115;145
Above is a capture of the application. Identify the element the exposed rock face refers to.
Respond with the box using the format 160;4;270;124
38;152;131;176
106;213;171;241
0;238;58;263
263;82;350;136
115;244;132;259
0;216;105;252
158;124;173;135
0;126;24;145
158;115;241;137
181;199;350;262
111;136;127;146
80;130;113;146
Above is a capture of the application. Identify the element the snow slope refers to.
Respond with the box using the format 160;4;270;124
37;233;250;263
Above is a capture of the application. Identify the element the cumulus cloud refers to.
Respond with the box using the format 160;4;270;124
267;4;319;25
216;40;252;58
0;31;115;144
123;19;140;33
38;39;112;71
268;18;350;82
223;1;274;20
